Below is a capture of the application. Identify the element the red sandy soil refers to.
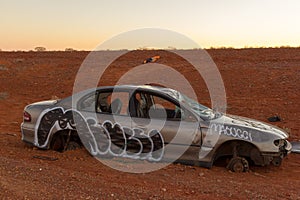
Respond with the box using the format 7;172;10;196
0;48;299;199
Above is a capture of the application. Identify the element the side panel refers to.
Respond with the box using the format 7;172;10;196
132;117;201;162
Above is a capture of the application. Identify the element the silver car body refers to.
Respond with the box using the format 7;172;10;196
21;85;291;168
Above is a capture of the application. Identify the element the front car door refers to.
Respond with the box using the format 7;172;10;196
129;89;201;163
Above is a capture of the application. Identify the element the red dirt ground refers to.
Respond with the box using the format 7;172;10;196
0;48;299;199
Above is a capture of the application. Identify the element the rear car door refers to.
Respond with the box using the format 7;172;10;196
77;88;132;156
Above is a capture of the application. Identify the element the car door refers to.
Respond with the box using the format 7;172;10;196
77;88;133;156
130;90;201;162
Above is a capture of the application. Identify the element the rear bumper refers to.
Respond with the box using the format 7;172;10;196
20;123;35;145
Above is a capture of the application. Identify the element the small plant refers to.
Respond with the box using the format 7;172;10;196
34;47;46;52
0;65;8;71
0;92;8;100
65;48;76;52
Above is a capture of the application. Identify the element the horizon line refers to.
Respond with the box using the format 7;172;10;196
1;45;300;52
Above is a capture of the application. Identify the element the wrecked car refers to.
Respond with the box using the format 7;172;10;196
21;85;291;172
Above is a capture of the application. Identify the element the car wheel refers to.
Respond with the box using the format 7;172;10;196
227;156;249;172
51;134;65;152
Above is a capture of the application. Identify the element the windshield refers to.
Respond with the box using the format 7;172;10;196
180;93;218;120
161;88;220;120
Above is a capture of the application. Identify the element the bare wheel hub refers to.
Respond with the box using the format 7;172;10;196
227;157;249;172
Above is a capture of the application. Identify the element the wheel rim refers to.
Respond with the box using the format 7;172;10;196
227;157;249;172
232;161;244;172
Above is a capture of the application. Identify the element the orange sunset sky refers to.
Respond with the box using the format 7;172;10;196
1;0;300;51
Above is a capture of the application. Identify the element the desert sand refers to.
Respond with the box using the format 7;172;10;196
0;48;299;199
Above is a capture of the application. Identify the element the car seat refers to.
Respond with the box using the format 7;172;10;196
109;98;123;114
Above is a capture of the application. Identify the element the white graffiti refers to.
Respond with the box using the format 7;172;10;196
209;123;253;141
34;107;165;161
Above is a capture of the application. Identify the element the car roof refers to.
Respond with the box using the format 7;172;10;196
97;84;174;94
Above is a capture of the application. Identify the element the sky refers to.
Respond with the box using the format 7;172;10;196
0;0;300;50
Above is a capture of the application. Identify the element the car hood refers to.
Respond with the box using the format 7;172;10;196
220;114;289;139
